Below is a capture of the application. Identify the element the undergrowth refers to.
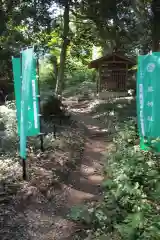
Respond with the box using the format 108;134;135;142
69;120;160;240
0;101;84;181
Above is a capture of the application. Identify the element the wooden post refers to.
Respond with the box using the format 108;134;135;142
96;71;99;94
125;63;128;91
98;65;102;93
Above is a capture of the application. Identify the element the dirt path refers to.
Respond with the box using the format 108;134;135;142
0;101;110;240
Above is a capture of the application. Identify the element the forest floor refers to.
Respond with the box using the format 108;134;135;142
0;96;136;240
0;98;117;240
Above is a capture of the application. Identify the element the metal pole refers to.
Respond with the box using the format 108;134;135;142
36;56;44;152
22;158;27;180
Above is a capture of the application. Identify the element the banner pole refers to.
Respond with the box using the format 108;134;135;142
22;158;27;180
37;56;44;152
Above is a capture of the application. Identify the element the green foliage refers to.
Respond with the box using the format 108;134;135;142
75;0;152;55
65;57;96;86
63;81;96;98
39;58;56;89
1;0;153;96
69;205;92;224
39;53;96;96
104;122;160;239
41;94;70;121
0;0;53;95
70;120;160;240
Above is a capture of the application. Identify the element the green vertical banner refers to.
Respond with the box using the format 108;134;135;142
21;50;40;137
12;51;40;137
20;49;31;158
12;48;40;158
12;57;21;130
137;52;160;152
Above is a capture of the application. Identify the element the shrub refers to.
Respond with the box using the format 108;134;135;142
39;59;56;91
63;81;96;98
103;122;160;239
64;57;97;95
69;120;160;240
41;94;70;122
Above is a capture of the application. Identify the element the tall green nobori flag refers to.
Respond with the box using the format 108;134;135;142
137;52;160;152
21;49;40;137
12;51;40;138
12;48;40;158
12;57;21;128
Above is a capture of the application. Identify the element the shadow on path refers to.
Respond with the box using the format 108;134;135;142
0;100;108;240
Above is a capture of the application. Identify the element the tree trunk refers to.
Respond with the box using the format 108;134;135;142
33;0;38;32
152;0;160;51
52;56;58;81
55;1;70;96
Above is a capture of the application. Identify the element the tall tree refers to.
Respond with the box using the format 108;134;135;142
0;0;53;88
151;0;160;51
55;0;70;95
74;0;152;55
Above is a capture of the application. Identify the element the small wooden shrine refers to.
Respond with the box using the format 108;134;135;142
89;52;135;93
